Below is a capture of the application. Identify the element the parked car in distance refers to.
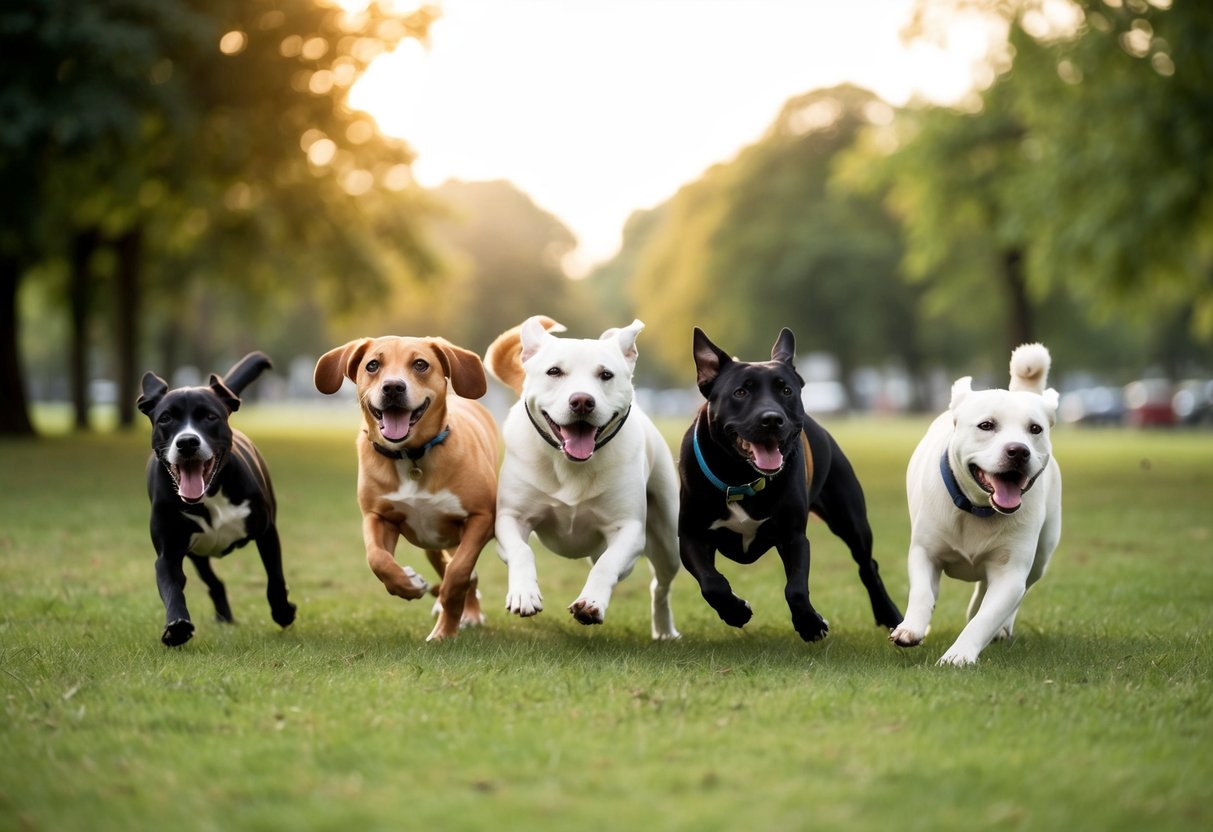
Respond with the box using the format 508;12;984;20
1124;379;1176;427
1172;379;1213;426
1059;386;1126;426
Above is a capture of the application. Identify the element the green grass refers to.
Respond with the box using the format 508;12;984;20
2;411;1211;831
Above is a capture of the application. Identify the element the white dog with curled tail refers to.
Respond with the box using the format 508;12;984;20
890;343;1062;666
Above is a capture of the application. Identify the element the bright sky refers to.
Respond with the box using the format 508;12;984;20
344;0;1002;275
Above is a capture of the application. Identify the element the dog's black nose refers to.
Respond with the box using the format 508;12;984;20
1004;442;1030;462
760;411;785;429
176;434;201;454
569;393;595;414
381;379;407;398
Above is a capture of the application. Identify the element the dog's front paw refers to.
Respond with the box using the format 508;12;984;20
937;649;979;667
161;619;195;647
710;594;752;628
568;597;605;625
272;601;297;629
793;609;829;642
889;625;924;647
505;582;544;617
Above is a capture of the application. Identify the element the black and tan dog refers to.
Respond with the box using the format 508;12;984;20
138;352;296;647
677;328;902;641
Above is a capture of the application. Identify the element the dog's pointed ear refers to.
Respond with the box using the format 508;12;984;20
430;339;488;399
693;328;732;396
314;339;373;395
209;374;241;412
603;319;644;371
519;316;558;364
1041;387;1059;426
771;328;796;366
137;372;168;416
949;376;973;418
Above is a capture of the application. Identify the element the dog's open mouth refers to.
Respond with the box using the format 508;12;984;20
970;465;1030;514
371;398;430;443
167;453;222;504
544;412;600;462
736;436;784;475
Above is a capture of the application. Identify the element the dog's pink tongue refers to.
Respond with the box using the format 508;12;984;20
178;461;206;502
379;409;411;442
751;441;783;472
562;423;597;461
991;477;1024;510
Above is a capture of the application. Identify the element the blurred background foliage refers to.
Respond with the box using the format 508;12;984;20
2;0;1211;434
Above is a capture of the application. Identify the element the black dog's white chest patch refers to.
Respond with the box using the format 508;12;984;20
184;491;252;557
709;503;767;553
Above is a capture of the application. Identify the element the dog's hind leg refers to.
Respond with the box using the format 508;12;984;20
812;447;903;629
188;554;234;623
256;525;296;629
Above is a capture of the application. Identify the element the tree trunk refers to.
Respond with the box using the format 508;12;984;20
0;258;35;436
1002;248;1033;350
69;229;100;432
114;229;142;429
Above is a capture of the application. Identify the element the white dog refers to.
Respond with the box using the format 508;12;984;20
485;316;680;640
890;343;1061;666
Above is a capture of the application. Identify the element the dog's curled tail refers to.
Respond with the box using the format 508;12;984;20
222;351;273;396
485;316;565;395
1008;343;1050;394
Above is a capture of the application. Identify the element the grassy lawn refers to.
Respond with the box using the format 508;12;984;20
2;409;1210;831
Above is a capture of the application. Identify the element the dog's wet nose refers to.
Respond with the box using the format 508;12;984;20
176;434;201;455
1004;442;1030;462
569;393;596;415
381;379;407;398
760;411;785;430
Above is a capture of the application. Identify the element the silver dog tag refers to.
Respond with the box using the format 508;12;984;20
409;465;424;481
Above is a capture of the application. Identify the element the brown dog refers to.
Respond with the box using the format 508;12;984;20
315;336;498;641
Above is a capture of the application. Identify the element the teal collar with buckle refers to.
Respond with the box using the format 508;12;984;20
692;416;770;503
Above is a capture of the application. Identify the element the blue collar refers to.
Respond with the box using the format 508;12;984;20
692;418;770;503
939;451;995;518
373;427;450;462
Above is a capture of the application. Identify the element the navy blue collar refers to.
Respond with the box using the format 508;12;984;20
373;427;450;462
939;451;995;518
692;417;770;504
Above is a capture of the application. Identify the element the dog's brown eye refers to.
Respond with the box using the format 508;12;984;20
365;359;380;373
546;367;562;377
978;420;996;431
413;359;429;373
781;386;793;396
733;387;748;398
1029;423;1043;435
599;370;614;381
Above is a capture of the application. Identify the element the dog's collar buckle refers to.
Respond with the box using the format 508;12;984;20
693;418;768;503
373;427;451;477
939;451;996;518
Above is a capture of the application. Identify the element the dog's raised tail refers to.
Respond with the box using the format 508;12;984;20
222;351;273;397
485;316;565;395
1008;343;1050;394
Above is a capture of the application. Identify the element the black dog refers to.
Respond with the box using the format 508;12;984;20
678;328;902;641
137;352;295;646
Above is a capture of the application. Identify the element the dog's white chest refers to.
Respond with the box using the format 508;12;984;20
185;492;252;557
710;503;767;553
384;473;467;549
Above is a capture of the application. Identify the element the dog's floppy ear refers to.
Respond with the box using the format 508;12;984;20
137;372;168;416
771;328;796;365
949;376;973;417
314;338;373;395
209;374;241;412
430;339;488;400
602;319;644;371
519;316;558;364
1041;387;1059;426
693;327;732;396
